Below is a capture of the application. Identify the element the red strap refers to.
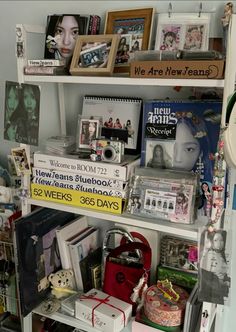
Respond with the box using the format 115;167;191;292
107;242;151;271
120;231;150;247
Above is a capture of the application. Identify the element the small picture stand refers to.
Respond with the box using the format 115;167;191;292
78;118;100;150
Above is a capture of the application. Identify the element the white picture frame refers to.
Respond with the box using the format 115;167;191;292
155;13;210;52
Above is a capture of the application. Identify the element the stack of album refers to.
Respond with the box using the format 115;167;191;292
45;135;76;155
31;151;140;214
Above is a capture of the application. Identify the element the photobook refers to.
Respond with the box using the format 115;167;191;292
141;100;222;213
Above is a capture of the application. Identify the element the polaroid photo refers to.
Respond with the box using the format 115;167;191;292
78;118;100;149
11;147;31;176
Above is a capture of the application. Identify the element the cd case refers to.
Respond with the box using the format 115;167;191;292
45;135;76;155
126;168;198;224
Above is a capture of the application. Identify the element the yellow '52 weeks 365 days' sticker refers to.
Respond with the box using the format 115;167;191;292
31;183;123;214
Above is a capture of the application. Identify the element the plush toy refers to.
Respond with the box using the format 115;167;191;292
48;269;76;299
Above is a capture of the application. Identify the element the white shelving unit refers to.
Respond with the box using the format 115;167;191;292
22;74;225;87
15;13;236;331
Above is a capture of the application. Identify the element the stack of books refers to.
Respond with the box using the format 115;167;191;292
56;215;101;292
31;151;140;214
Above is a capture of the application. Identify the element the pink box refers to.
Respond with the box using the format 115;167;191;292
75;288;132;332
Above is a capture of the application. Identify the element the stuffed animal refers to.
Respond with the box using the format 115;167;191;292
48;269;76;299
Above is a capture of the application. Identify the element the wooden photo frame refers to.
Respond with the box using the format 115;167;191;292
104;8;154;73
155;13;210;52
70;34;120;76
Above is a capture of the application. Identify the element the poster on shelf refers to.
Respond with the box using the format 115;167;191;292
4;81;40;146
141;99;222;216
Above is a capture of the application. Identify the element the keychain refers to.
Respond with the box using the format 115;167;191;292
130;272;148;309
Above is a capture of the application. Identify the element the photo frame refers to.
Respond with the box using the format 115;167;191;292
155;13;210;52
70;34;120;76
104;7;154;73
78;118;100;149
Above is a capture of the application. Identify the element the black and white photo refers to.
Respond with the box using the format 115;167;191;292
199;228;230;305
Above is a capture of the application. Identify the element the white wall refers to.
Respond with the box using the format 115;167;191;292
0;1;235;331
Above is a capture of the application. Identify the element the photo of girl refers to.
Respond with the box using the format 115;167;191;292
45;15;87;66
147;144;166;169
4;82;40;146
199;181;212;217
158;25;181;51
199;229;230;304
116;35;131;64
161;31;178;51
4;82;20;141
183;25;205;51
79;119;99;149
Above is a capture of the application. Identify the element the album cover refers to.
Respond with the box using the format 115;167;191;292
44;15;88;65
4;81;40;146
14;208;75;316
141;100;222;214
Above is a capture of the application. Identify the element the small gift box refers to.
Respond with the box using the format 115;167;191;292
75;288;132;332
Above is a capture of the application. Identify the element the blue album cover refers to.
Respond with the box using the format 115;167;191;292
141;100;222;211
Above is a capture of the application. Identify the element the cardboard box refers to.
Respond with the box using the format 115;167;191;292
130;60;225;79
75;288;132;332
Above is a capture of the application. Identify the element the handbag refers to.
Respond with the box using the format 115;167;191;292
103;241;151;312
101;227;141;285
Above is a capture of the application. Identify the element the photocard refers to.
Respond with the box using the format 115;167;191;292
145;139;174;169
11;147;31;176
78;119;100;149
